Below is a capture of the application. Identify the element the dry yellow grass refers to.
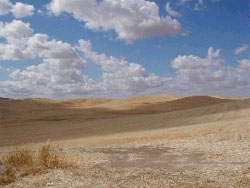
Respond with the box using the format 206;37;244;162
0;167;16;186
234;167;250;188
0;143;73;186
4;148;34;167
38;143;72;169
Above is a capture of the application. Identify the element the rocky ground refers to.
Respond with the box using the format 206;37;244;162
2;136;250;188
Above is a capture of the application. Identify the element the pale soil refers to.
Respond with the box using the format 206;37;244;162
2;138;250;188
0;95;250;187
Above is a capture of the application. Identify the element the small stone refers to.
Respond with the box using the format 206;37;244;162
46;182;54;186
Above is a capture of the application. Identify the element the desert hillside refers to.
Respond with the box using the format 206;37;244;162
0;95;249;188
0;95;243;146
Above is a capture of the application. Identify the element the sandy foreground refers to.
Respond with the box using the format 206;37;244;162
0;95;250;188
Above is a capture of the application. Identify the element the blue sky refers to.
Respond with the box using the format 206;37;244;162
0;0;249;98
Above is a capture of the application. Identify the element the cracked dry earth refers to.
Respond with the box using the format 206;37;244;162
4;138;250;188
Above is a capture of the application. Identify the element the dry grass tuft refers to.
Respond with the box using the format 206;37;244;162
236;167;250;188
0;167;16;186
4;147;34;167
38;143;72;169
0;142;74;186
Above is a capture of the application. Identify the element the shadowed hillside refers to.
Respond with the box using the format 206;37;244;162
0;95;233;123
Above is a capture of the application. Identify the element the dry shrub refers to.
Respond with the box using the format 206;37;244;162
236;167;250;188
0;167;16;186
0;142;74;186
4;147;34;167
38;143;72;169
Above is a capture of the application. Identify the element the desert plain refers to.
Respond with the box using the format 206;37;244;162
0;95;250;188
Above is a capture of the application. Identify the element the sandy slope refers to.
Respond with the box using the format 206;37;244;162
0;95;238;146
50;96;250;147
0;95;250;188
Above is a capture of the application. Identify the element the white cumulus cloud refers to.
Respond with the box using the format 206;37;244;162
0;20;90;98
77;39;171;96
0;20;171;98
0;20;34;60
0;0;35;18
0;0;12;15
47;0;182;42
11;2;35;18
170;47;250;96
0;19;249;98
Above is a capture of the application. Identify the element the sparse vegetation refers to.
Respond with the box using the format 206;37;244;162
0;166;16;185
236;167;250;188
0;96;249;187
38;143;72;169
0;142;74;186
4;147;34;167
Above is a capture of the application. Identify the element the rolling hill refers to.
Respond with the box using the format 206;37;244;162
0;95;249;146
